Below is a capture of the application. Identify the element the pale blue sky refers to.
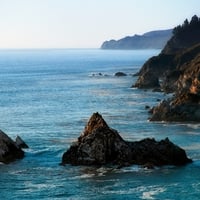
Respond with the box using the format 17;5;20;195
0;0;199;48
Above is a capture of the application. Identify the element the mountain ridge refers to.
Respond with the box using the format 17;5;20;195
101;29;172;50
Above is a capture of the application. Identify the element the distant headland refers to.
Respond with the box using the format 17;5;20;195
101;29;172;50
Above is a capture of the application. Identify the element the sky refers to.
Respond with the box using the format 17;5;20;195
0;0;199;48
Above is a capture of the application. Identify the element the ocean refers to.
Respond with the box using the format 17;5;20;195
0;49;200;199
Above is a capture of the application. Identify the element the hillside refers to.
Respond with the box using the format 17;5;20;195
101;29;172;50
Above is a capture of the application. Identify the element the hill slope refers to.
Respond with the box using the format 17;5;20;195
101;29;172;50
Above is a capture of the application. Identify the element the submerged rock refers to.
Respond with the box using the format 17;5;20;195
0;130;24;164
62;113;191;167
114;72;127;77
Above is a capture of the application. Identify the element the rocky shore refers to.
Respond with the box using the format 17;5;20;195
133;15;200;122
62;113;191;168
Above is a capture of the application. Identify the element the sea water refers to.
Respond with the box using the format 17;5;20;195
0;49;200;199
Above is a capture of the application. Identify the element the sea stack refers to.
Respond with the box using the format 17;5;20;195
62;113;192;167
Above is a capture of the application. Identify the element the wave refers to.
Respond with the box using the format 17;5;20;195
102;184;166;198
141;186;166;200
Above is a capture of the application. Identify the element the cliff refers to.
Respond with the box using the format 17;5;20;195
133;15;200;122
133;15;200;91
101;29;172;50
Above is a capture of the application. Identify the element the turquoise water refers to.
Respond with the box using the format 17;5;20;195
0;49;200;199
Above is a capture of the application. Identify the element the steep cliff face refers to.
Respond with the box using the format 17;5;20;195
133;15;200;122
162;44;200;93
148;46;200;122
133;15;200;91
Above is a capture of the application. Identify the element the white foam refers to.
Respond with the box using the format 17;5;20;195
141;187;166;200
69;173;95;180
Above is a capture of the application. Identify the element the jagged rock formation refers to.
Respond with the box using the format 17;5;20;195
62;113;191;167
101;29;172;50
0;130;25;164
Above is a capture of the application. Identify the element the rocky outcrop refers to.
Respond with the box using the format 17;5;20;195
150;92;200;122
62;113;191;167
101;29;172;50
0;130;25;164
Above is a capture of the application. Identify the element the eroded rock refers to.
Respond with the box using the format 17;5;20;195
62;113;191;167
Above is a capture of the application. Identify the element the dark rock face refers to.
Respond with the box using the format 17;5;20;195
133;71;160;89
150;93;200;122
0;130;24;164
149;47;200;122
62;113;191;167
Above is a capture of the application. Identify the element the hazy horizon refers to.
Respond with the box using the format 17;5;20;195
0;0;199;48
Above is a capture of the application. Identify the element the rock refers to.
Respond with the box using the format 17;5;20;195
150;92;200;122
162;70;183;93
114;72;127;77
145;105;150;110
0;130;24;164
62;112;131;166
62;113;191;167
15;135;29;149
128;137;191;166
133;71;160;89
